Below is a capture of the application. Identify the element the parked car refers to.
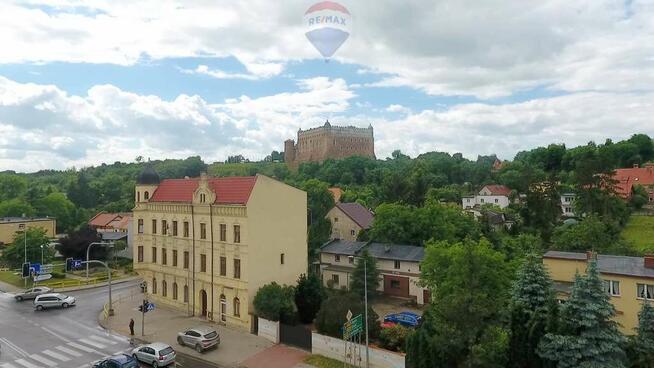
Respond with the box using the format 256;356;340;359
383;311;422;328
33;293;76;311
176;326;220;353
131;342;176;367
92;354;139;368
15;286;53;301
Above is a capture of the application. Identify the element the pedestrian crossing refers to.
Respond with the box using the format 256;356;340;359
0;332;131;368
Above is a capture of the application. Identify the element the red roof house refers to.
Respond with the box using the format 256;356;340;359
149;176;257;205
612;164;654;200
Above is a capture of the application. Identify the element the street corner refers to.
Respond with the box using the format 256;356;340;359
242;345;308;368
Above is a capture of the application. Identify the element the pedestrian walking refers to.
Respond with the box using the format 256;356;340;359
129;318;135;336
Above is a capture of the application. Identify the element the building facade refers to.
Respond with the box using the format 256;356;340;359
89;212;133;258
462;184;512;209
284;121;375;168
319;240;429;305
544;250;654;335
132;168;307;331
613;163;654;202
0;217;56;245
326;202;374;241
560;193;576;217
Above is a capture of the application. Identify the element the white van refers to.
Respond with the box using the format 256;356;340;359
33;293;76;311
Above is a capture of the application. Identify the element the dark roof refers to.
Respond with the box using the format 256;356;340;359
334;202;374;229
320;240;424;262
137;165;160;185
0;217;54;223
101;232;128;241
544;251;654;279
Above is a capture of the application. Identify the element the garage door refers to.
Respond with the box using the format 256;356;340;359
383;275;409;298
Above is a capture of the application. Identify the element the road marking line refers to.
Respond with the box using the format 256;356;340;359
66;342;96;353
108;334;127;342
40;327;71;343
1;363;18;368
41;350;70;362
54;346;82;358
0;338;28;357
89;335;117;345
29;354;57;367
13;359;40;368
76;338;105;349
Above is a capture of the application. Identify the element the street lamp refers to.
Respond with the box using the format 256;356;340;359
19;224;26;287
40;245;44;264
349;255;369;368
86;242;113;279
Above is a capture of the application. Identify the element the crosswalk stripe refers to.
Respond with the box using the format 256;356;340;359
13;359;40;368
67;341;97;353
29;353;57;367
1;363;18;368
77;338;105;349
55;346;82;358
89;335;117;345
41;350;70;362
108;334;127;342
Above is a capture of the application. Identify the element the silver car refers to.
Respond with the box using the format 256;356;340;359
176;326;219;353
15;286;53;301
131;342;176;367
33;293;76;310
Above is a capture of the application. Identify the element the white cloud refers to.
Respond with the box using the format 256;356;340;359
386;104;410;114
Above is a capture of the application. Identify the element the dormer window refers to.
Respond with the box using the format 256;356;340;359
200;193;206;203
144;191;150;200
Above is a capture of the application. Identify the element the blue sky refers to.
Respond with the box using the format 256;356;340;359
0;0;653;172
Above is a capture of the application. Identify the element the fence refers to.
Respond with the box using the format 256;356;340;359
311;332;405;368
102;288;141;320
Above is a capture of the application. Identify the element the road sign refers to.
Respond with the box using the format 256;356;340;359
38;265;52;275
343;314;363;340
346;309;353;321
31;263;41;274
146;303;155;312
33;274;52;282
73;260;82;268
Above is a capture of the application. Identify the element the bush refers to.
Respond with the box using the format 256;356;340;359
379;324;411;352
254;282;296;322
315;293;380;339
50;271;65;279
295;273;326;324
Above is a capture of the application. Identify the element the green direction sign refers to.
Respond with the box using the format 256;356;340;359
343;314;363;340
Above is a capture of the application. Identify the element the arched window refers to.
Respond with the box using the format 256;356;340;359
233;297;240;317
220;294;227;322
162;280;167;297
144;191;150;200
183;285;189;303
152;278;157;294
172;283;178;300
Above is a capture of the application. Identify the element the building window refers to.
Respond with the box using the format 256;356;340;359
220;224;226;241
183;251;189;269
144;191;149;200
200;223;207;239
220;257;226;276
172;283;178;300
390;280;401;289
335;255;341;262
162;280;167;297
480;198;485;203
494;199;499;204
137;192;140;202
162;248;167;265
603;280;620;296
162;220;168;235
152;278;157;294
334;217;339;222
172;250;178;267
200;193;206;203
350;229;356;236
234;259;241;279
280;253;285;265
233;298;240;317
637;283;654;300
234;225;241;243
151;247;157;263
394;260;401;269
152;219;157;234
183;221;189;237
332;274;339;285
137;246;144;262
349;256;354;264
172;221;178;236
200;254;207;272
184;285;188;303
138;219;144;234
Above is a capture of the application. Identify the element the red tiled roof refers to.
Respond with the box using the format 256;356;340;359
149;176;257;205
328;187;343;203
612;165;654;199
335;202;374;229
481;185;512;196
89;213;120;227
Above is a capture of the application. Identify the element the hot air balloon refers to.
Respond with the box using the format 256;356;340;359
304;1;351;59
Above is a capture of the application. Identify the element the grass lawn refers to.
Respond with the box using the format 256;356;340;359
0;270;32;288
304;355;356;368
622;215;654;254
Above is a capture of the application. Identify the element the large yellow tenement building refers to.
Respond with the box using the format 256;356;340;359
132;167;307;331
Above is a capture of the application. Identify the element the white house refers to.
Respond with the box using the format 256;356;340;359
462;185;512;209
561;193;576;217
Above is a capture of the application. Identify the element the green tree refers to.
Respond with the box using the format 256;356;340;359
0;198;35;217
34;192;77;233
315;293;380;339
302;179;335;260
628;302;654;368
294;273;326;324
55;226;104;260
350;250;380;301
67;173;97;208
407;239;511;367
0;174;28;201
551;216;630;254
631;185;649;210
538;261;626;368
1;228;53;267
509;254;556;368
253;282;296;323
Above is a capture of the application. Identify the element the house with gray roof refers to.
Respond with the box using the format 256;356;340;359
325;202;374;241
319;239;430;305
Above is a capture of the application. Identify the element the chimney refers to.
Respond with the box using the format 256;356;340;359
586;250;597;261
645;255;654;269
634;164;639;168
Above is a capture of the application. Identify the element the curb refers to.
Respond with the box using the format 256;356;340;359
56;276;141;293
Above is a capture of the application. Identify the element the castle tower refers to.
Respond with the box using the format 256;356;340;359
135;165;160;203
284;139;296;164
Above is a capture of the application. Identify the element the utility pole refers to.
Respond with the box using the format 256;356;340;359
141;298;146;336
364;258;369;368
82;260;113;315
22;224;27;288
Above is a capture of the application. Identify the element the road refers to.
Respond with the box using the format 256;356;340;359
0;281;218;368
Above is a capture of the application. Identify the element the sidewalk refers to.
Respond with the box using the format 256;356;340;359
102;293;275;368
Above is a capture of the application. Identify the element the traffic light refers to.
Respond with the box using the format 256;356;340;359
21;262;30;278
139;299;150;313
65;258;73;272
